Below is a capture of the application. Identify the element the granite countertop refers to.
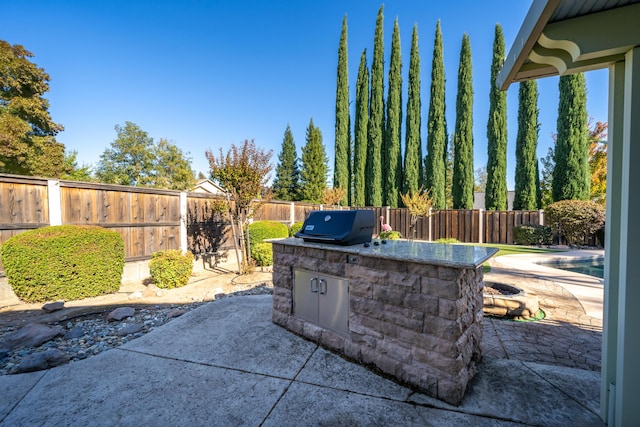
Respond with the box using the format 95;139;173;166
269;237;498;269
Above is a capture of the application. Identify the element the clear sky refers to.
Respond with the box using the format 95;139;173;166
3;0;608;189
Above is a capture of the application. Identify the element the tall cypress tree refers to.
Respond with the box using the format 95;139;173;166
300;118;329;203
383;18;402;208
334;15;350;206
513;80;540;210
553;73;589;201
403;24;422;197
484;24;508;211
353;50;369;207
272;124;300;201
425;20;448;209
452;34;474;209
366;5;384;207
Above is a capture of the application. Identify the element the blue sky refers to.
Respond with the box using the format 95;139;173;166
4;1;608;189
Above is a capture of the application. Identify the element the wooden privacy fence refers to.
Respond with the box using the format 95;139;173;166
0;173;546;274
252;201;544;245
0;174;233;274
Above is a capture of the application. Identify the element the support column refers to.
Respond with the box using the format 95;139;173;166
47;180;62;226
602;60;624;425
608;47;640;426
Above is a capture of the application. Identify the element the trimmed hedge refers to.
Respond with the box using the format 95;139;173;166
513;224;553;245
1;225;125;303
149;250;194;289
545;200;605;245
247;221;289;266
289;222;304;237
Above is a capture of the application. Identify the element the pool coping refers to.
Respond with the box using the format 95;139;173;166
489;249;604;320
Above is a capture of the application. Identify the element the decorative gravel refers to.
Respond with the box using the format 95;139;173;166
0;284;273;375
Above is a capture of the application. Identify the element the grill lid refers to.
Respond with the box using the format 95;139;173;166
295;210;374;246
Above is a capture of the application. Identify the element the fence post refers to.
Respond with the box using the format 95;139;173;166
290;202;295;226
428;208;433;242
47;179;62;226
478;209;484;244
180;192;188;253
539;209;545;226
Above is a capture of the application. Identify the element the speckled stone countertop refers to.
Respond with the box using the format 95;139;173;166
270;237;498;269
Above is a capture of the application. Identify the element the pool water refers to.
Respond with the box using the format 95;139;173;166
550;259;604;279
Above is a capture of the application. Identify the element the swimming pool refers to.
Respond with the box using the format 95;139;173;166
545;259;604;279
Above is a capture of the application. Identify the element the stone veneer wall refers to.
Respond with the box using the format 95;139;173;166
271;242;484;406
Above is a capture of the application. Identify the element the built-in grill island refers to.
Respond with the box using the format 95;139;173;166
271;213;497;406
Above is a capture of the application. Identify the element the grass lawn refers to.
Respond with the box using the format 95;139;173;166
469;243;565;273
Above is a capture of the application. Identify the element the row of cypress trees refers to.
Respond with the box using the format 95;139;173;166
275;7;591;209
339;6;481;209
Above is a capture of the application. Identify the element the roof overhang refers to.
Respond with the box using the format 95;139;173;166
497;0;640;90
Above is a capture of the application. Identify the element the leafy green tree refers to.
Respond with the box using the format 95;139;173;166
553;73;589;201
513;80;540;210
62;150;93;182
0;40;67;177
151;138;195;190
485;24;508;211
403;24;423;197
539;146;555;208
366;5;384;207
425;20;448;209
205;139;273;274
588;120;608;205
353;49;369;207
452;34;474;209
474;166;487;192
95;122;155;186
383;18;403;208
272;124;301;201
300;119;328;202
95;122;194;190
334;15;350;206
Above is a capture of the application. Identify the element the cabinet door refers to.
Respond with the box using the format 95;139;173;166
294;269;319;324
318;275;349;335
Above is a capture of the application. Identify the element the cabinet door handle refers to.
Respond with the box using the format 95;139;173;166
310;277;318;293
319;278;327;294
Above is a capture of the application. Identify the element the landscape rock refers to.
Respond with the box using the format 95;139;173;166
0;323;64;350
64;326;85;339
107;307;136;321
42;301;65;313
117;323;143;336
167;309;187;319
13;349;71;373
128;291;143;299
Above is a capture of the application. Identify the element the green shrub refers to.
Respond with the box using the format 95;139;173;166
247;221;289;266
251;242;273;266
434;238;460;244
248;221;289;247
379;230;401;240
149;250;194;289
289;222;304;237
1;225;124;303
545;200;605;245
513;224;553;245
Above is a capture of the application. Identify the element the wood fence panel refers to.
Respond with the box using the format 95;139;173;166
0;180;49;229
